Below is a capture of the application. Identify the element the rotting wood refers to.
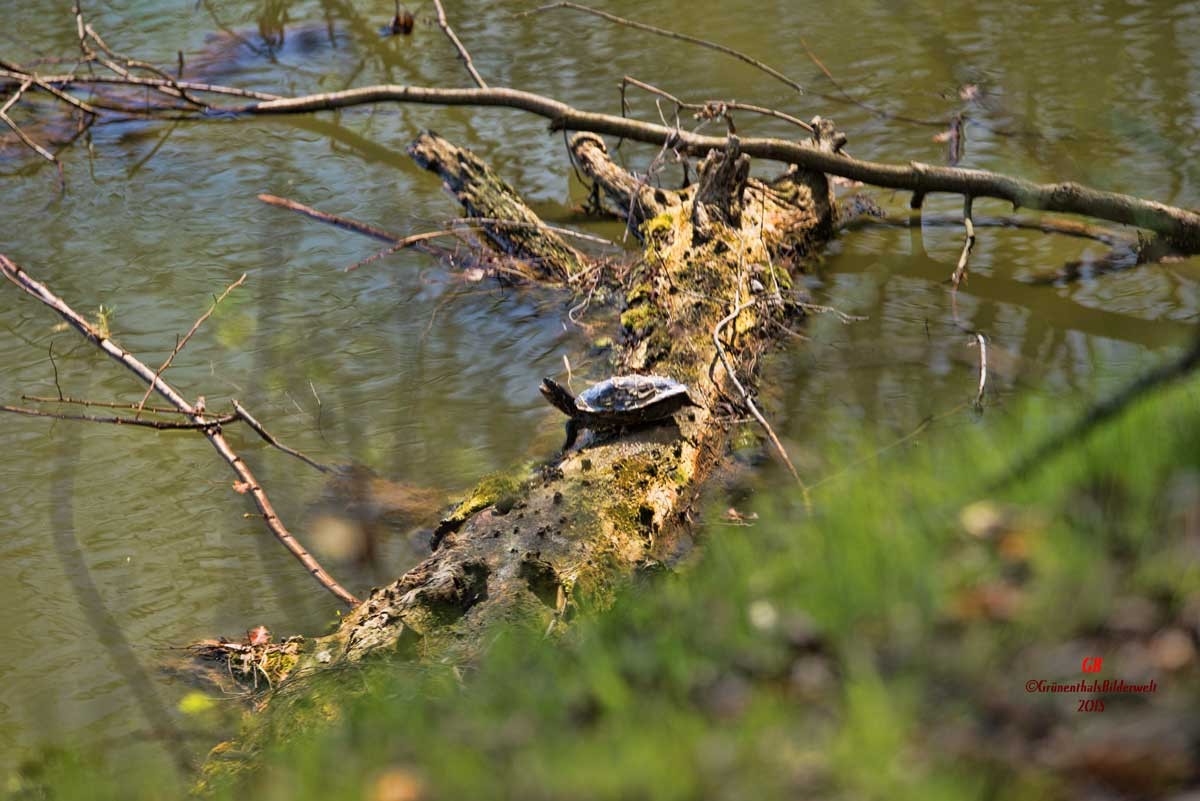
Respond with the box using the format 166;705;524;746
407;130;589;282
287;125;838;664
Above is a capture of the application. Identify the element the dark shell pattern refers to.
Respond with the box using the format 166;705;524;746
575;374;692;415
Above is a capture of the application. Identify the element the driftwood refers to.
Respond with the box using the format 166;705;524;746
270;125;838;664
407;131;588;282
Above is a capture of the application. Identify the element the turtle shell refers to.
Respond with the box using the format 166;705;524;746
575;374;695;419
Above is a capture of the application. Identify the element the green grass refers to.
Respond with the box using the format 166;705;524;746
15;372;1200;800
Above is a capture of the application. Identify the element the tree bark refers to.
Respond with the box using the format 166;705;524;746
299;127;836;664
407;131;587;283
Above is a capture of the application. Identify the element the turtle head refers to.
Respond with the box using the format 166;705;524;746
539;378;577;416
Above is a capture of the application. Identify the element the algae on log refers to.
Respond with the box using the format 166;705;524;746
407;131;588;283
308;123;839;665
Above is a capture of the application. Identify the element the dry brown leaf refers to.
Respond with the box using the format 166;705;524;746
246;625;271;646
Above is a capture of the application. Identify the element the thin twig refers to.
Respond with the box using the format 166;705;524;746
525;2;803;96
2;69;280;101
343;230;462;271
0;79;56;163
82;22;204;107
47;342;63;400
1;404;237;429
808;401;970;492
713;297;811;510
796;35;943;129
972;332;987;409
257;193;401;243
29;75;100;115
431;0;487;88
952;196;975;289
455;217;616;247
0;253;360;608
23;393;192;415
256;193;613;271
839;211;1134;248
134;273;246;417
621;75;813;134
232;400;335;474
0;77;29;116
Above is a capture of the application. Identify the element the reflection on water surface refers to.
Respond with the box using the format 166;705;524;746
0;0;1197;772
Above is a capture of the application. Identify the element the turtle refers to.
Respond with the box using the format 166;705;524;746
540;374;700;452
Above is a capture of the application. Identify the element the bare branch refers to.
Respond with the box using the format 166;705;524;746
432;0;487;89
0;78;57;163
82;22;203;107
1;404;237;429
713;297;811;510
343;230;463;272
622;75;813;134
257;193;401;243
231;400;336;474
3;69;281;101
839;210;1134;248
231;85;1200;251
524;2;804;97
797;35;943;129
0;254;360;608
257;195;611;274
133;273;246;417
6;53;1200;250
952;196;976;289
23;394;194;415
0;77;29;116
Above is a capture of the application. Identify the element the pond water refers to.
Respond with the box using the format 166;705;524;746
1;0;1197;775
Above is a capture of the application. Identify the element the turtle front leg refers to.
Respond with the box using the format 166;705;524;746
561;418;581;453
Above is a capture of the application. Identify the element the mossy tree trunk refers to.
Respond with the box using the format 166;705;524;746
301;122;840;665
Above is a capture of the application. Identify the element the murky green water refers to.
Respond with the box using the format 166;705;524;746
1;0;1197;774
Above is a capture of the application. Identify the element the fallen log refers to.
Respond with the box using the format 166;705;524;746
293;124;838;664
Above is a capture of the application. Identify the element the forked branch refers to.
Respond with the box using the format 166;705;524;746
0;254;361;608
6;57;1200;248
232;86;1200;250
